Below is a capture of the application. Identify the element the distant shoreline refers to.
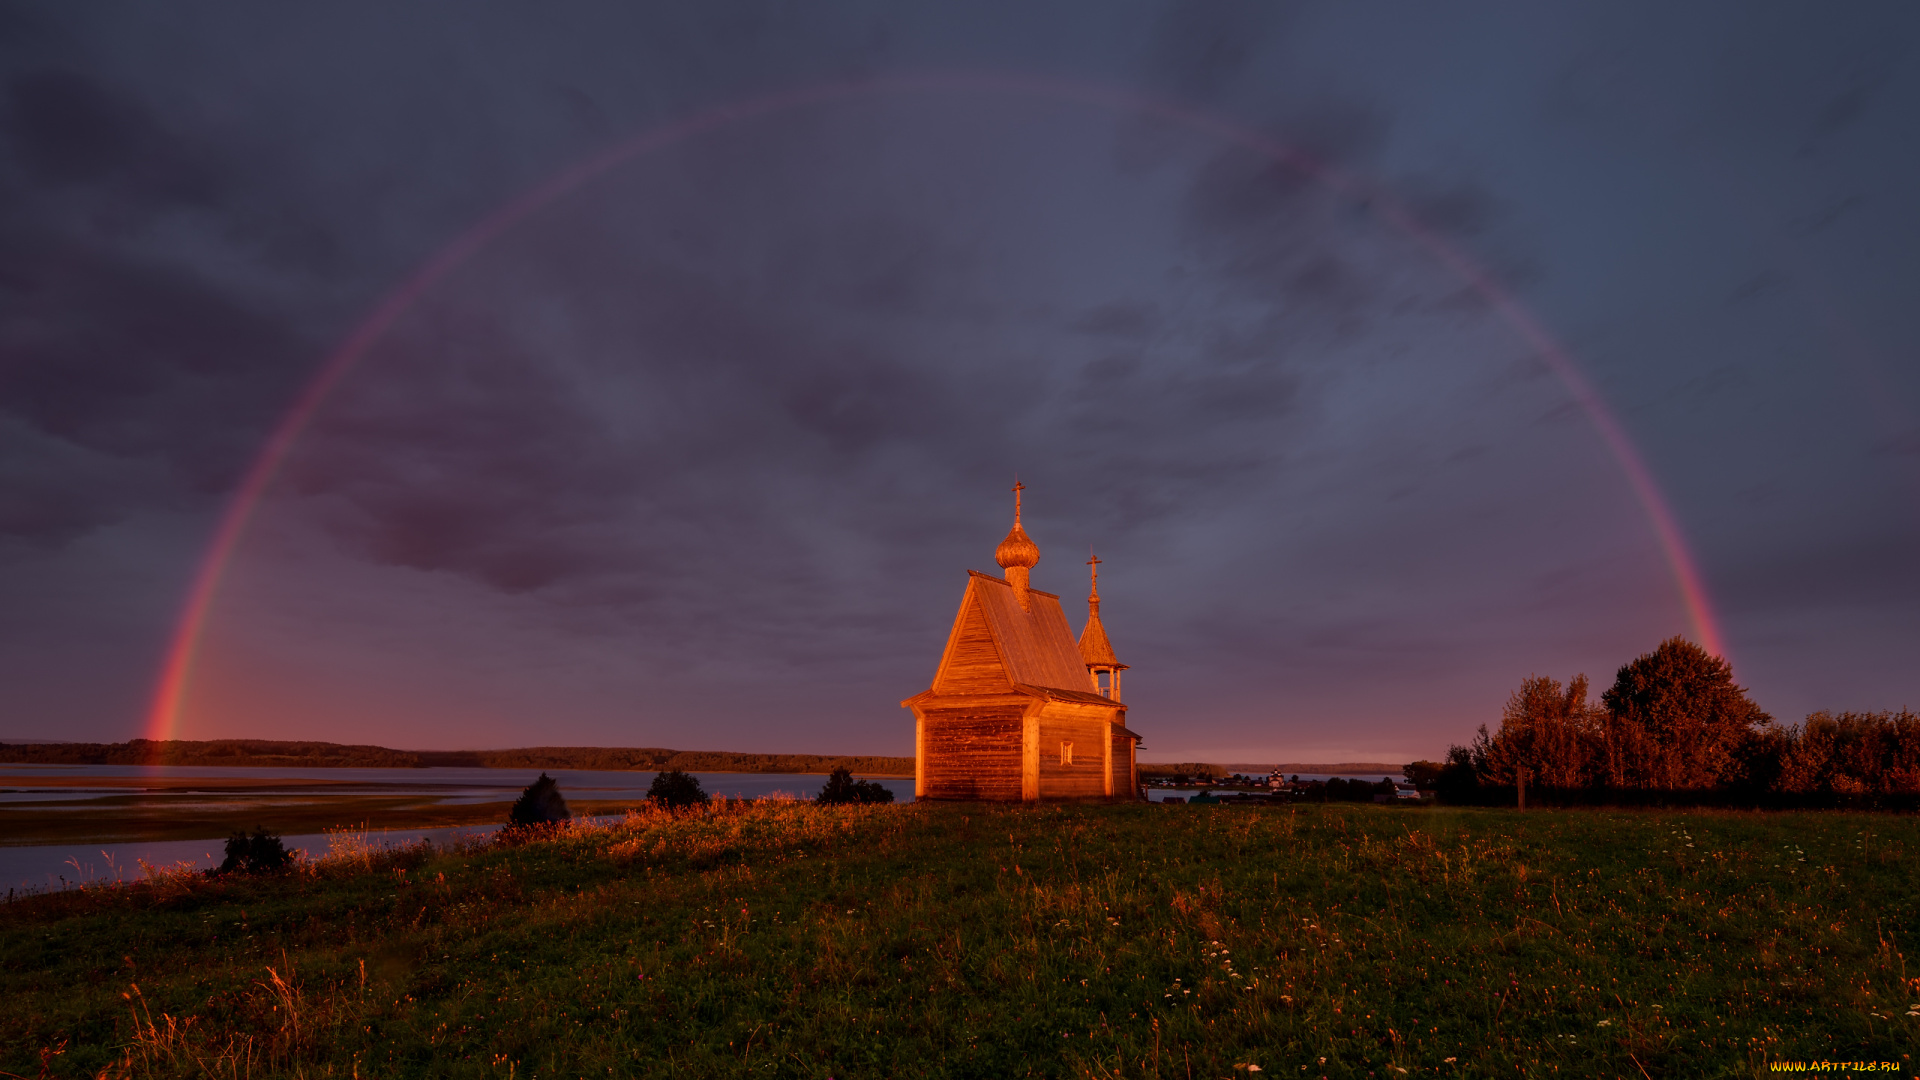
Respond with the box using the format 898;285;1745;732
0;739;1405;779
1140;761;1410;777
0;739;914;776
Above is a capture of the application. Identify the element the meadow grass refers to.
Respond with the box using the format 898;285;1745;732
2;801;1916;1078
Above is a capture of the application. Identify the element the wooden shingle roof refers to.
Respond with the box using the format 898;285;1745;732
968;572;1091;692
919;571;1111;702
1077;610;1124;669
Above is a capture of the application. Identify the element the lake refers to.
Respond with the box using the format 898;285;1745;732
0;765;912;893
0;766;1403;891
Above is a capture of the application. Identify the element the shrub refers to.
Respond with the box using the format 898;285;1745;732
647;768;709;809
815;767;895;805
218;827;292;875
1403;760;1446;792
508;773;572;827
1436;745;1484;802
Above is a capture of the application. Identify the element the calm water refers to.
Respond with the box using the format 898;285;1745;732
0;766;1402;891
0;823;509;897
0;766;911;893
0;764;901;804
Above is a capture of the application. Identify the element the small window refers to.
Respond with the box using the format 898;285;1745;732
1060;741;1073;766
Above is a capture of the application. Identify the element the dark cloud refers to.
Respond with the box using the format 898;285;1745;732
1729;269;1785;302
1798;61;1894;156
7;69;154;184
1398;176;1504;238
4;67;227;211
1071;300;1161;340
1143;0;1287;102
2;2;1916;756
0;239;314;531
1797;193;1866;233
1872;431;1920;458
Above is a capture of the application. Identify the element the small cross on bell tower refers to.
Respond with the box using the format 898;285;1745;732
1078;550;1128;701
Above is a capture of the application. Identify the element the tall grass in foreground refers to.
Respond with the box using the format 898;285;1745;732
3;800;1917;1078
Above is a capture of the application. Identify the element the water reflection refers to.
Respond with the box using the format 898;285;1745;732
0;767;911;892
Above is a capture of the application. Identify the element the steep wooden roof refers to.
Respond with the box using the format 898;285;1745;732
1077;610;1124;669
1076;553;1127;670
925;571;1103;700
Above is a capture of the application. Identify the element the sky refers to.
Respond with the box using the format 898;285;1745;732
1;3;1916;763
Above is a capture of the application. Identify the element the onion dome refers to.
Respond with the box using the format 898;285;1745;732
995;522;1040;570
994;482;1040;570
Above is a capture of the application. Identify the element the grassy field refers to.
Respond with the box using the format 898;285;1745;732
3;801;1916;1079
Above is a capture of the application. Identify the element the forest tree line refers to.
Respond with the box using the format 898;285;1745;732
1420;636;1920;804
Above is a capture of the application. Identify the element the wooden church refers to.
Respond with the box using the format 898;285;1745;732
902;484;1143;801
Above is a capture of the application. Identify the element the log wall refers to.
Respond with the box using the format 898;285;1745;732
917;705;1025;800
1036;705;1117;799
1111;729;1137;799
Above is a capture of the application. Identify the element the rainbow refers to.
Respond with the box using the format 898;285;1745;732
142;72;1726;743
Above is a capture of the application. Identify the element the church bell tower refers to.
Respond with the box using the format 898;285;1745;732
1077;553;1128;701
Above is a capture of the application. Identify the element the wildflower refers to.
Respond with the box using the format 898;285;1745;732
1444;1057;1457;1064
1596;1019;1611;1027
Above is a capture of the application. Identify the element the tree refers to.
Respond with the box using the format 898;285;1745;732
1600;636;1770;789
1402;760;1447;792
1477;674;1604;788
1771;710;1920;794
815;767;895;805
508;773;572;827
647;768;709;809
1435;745;1482;803
219;827;292;874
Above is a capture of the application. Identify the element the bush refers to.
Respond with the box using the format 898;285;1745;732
508;773;572;827
815;767;895;805
648;769;709;809
1403;760;1446;792
218;827;292;875
1436;745;1485;803
1329;777;1393;803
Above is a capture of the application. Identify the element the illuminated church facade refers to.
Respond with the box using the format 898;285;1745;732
902;485;1142;801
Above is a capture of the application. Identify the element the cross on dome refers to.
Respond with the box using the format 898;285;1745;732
994;480;1040;571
